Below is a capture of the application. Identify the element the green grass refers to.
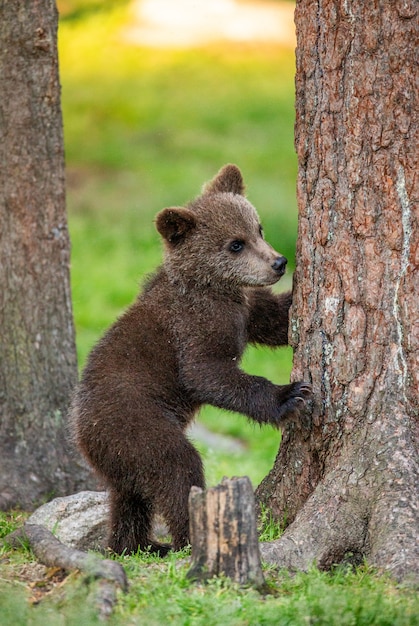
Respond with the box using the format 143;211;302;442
2;513;418;625
1;528;418;626
258;504;286;542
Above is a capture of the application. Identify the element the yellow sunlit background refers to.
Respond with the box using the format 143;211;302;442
124;0;295;47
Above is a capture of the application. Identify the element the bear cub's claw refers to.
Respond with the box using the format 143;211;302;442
273;381;312;424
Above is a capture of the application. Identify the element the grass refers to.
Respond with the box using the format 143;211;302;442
258;504;286;542
1;515;418;626
3;2;417;624
1;514;418;626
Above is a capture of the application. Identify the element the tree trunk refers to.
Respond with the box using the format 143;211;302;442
257;0;418;582
0;0;94;510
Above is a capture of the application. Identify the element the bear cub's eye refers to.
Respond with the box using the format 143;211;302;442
259;225;264;238
229;240;245;253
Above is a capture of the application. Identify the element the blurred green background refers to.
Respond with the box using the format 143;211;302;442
60;0;297;488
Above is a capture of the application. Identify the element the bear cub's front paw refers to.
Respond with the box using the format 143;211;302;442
273;381;312;424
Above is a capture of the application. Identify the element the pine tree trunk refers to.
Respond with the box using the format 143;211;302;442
257;0;418;582
0;0;94;510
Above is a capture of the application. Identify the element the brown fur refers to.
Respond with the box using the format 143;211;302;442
70;165;311;555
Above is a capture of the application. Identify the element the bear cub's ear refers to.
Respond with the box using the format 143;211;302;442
203;164;245;196
156;207;197;245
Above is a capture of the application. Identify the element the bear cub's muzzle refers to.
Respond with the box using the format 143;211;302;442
272;255;287;277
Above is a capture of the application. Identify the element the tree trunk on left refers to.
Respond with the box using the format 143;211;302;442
0;0;94;510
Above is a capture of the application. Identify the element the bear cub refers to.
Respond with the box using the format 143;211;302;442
70;164;311;556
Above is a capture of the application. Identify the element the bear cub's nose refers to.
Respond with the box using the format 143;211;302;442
272;256;287;275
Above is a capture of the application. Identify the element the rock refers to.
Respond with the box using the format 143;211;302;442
28;491;109;551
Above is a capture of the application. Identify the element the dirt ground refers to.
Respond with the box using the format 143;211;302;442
0;555;72;605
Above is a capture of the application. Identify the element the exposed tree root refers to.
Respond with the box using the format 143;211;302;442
259;428;419;584
6;523;127;619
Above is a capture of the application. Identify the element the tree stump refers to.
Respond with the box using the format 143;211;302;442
187;477;265;588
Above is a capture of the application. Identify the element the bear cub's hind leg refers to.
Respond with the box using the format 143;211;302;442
156;435;205;551
108;489;171;556
108;432;204;555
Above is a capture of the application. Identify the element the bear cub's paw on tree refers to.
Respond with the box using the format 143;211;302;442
70;164;312;556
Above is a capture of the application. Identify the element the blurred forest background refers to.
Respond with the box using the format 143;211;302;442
59;0;297;487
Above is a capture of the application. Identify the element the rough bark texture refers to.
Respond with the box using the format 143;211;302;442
257;0;418;582
0;0;94;510
188;477;265;588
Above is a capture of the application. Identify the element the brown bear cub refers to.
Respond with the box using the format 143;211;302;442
70;164;311;556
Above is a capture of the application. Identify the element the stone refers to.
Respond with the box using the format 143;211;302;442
28;491;109;551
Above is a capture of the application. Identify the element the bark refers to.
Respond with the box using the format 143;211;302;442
0;0;94;510
257;0;418;582
188;477;266;589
